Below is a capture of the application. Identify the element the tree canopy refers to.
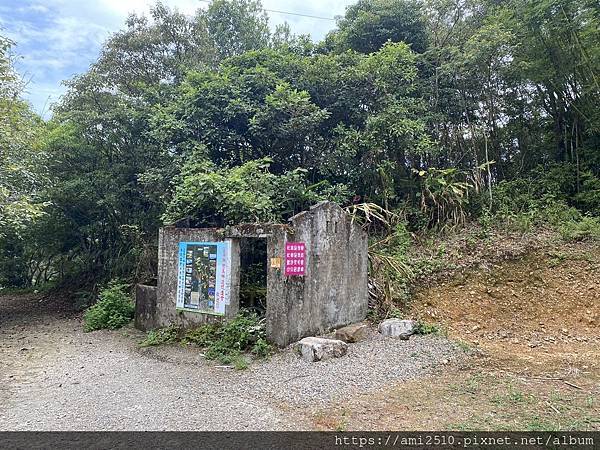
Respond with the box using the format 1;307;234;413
0;0;598;290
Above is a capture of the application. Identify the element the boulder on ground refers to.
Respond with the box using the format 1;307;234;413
296;337;348;362
378;319;416;339
334;323;368;343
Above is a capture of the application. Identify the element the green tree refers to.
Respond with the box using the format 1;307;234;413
4;0;599;293
327;0;428;54
0;34;48;287
508;0;600;168
249;83;330;172
206;0;271;61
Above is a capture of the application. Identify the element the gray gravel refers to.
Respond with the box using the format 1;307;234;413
0;295;460;431
229;329;458;407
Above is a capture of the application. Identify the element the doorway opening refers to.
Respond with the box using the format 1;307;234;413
239;238;268;316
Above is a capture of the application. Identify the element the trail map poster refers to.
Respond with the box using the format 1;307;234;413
176;241;232;315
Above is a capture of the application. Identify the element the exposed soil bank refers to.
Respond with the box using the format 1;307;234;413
314;242;600;431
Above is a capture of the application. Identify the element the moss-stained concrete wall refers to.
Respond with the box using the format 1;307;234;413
154;228;241;328
134;284;157;331
136;202;368;346
266;202;369;346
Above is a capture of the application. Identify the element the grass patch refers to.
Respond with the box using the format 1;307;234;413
335;410;349;432
448;373;598;431
450;373;498;397
139;324;179;347
455;340;472;353
526;417;556;431
491;386;536;406
559;216;600;241
414;320;441;335
139;311;274;367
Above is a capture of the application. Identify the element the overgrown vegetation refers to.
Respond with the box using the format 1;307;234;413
0;0;598;311
83;282;134;332
139;311;273;368
360;160;600;319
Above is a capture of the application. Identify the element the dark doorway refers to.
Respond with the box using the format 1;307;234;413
239;238;267;316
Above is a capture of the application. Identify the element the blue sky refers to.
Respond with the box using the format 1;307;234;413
0;0;355;117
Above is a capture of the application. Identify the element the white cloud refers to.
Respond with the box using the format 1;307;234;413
98;0;200;17
262;0;352;37
17;3;50;14
3;0;355;117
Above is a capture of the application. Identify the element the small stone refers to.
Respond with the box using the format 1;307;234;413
334;323;368;343
296;337;348;362
378;319;416;339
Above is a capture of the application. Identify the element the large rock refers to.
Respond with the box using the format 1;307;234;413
296;337;348;362
378;319;416;339
334;323;368;343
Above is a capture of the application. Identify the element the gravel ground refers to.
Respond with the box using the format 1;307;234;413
197;330;458;407
0;294;460;431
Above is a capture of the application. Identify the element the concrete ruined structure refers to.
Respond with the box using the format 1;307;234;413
135;201;368;347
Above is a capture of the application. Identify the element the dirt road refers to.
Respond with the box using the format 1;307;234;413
0;294;458;431
2;243;597;431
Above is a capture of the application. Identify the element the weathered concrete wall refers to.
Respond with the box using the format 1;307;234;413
134;284;157;331
154;228;240;328
136;203;368;347
266;202;369;346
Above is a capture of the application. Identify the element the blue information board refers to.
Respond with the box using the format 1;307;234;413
176;241;231;315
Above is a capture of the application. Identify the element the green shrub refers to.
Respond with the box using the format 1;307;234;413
559;216;600;241
251;337;273;358
388;222;412;255
491;163;600;223
163;157;350;226
181;323;220;347
140;325;180;347
232;354;249;370
83;282;134;332
414;320;440;335
139;311;274;364
574;170;600;215
204;312;272;362
497;164;577;210
387;307;404;319
489;163;600;238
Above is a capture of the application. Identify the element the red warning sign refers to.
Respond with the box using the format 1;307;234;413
285;242;305;276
